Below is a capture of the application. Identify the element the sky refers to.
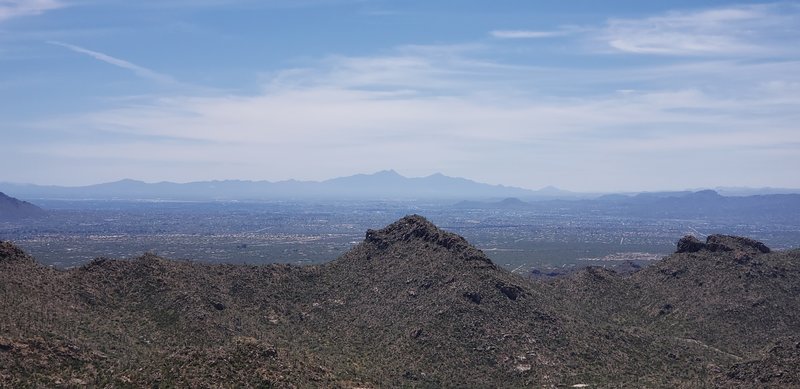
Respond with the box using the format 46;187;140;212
1;0;799;191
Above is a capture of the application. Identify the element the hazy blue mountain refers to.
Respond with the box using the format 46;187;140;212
5;173;796;202
0;192;45;220
453;190;800;225
453;197;532;209
0;171;548;201
320;170;538;198
714;186;800;196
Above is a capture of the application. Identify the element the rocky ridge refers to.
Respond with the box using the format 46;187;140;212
677;234;771;254
1;215;798;387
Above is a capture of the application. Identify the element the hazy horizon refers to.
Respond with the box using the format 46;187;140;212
3;169;800;195
2;1;799;191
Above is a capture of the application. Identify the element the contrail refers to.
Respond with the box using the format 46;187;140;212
47;40;176;84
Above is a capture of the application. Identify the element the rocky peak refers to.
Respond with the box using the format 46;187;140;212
362;215;493;265
366;215;461;248
676;234;770;254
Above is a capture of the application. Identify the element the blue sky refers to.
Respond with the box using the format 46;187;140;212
1;0;799;191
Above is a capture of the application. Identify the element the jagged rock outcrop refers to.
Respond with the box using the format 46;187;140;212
362;214;493;265
706;235;771;254
676;235;706;253
676;234;770;254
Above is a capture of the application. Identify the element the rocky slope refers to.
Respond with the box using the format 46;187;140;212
1;216;798;387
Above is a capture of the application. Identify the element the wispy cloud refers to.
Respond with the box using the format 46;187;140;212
10;3;800;190
28;40;800;190
493;4;800;57
0;0;63;21
602;4;799;56
47;40;177;84
490;29;573;39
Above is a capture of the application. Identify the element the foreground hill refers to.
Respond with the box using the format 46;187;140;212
1;216;798;387
0;192;44;220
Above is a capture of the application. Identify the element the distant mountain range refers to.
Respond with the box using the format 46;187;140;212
454;190;800;223
706;186;800;197
0;192;45;220
0;170;575;201
0;171;797;201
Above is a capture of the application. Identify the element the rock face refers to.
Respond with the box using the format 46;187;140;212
0;215;798;387
676;235;706;253
706;235;771;254
0;192;45;220
676;234;770;254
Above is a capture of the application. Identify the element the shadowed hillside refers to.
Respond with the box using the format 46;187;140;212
0;192;44;220
1;216;798;387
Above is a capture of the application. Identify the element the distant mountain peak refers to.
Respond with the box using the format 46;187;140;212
537;185;562;192
691;189;722;197
499;197;526;206
373;169;402;177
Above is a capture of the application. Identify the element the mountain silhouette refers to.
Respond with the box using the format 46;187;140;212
0;171;546;200
0;192;45;220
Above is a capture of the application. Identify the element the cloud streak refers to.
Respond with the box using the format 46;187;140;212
494;4;800;57
8;3;800;190
0;0;63;21
47;40;177;84
28;38;800;190
601;4;799;56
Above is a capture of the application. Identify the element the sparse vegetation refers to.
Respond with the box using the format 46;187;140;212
1;216;798;387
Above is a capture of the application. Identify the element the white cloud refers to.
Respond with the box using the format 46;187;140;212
0;0;63;21
602;4;799;56
47;40;177;84
489;4;799;56
10;4;800;190
27;42;800;190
